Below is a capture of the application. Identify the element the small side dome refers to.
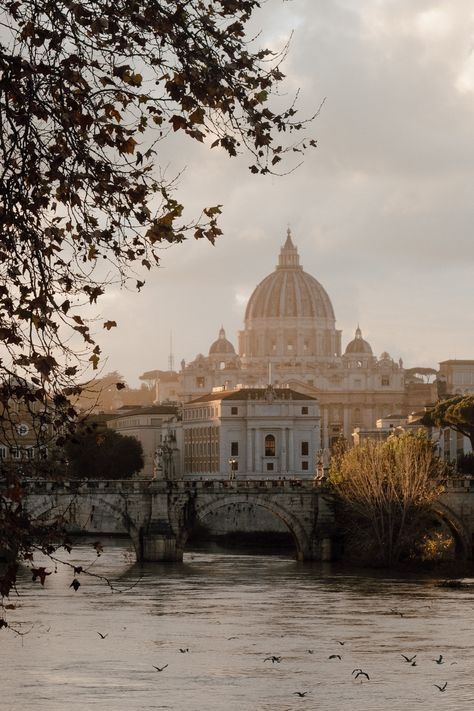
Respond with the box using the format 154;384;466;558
209;326;236;356
345;326;373;355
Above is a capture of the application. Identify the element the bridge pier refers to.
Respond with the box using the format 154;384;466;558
140;523;184;562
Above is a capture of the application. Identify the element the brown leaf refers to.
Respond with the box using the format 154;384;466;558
31;567;52;586
170;115;187;132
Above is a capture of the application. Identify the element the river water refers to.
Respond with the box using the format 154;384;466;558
2;538;474;711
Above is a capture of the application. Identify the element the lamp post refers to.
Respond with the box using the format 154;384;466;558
228;457;237;481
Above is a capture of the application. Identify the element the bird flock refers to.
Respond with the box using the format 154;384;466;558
93;623;453;701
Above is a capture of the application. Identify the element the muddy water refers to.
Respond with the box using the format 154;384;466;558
2;538;474;710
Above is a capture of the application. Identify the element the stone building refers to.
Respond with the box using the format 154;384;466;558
437;360;474;397
155;230;436;449
182;385;320;479
106;405;179;478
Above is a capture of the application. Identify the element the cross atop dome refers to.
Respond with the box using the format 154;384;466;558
278;227;300;268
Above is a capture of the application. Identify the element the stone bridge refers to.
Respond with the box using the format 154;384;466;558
20;477;474;562
21;478;335;562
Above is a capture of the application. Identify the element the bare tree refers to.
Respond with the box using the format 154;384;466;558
329;431;450;566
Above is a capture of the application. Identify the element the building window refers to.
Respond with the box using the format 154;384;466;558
10;447;21;460
0;446;7;459
231;441;239;456
302;461;309;471
381;376;390;386
266;462;274;471
287;343;293;351
265;434;275;457
231;406;238;415
25;447;34;460
301;406;308;415
196;376;205;388
219;361;225;370
301;441;309;456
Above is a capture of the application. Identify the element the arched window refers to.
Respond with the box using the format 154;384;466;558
265;434;275;457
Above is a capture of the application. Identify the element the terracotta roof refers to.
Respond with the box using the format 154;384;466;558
109;405;178;418
186;387;316;404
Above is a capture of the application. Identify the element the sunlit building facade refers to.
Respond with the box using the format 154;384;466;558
155;231;437;449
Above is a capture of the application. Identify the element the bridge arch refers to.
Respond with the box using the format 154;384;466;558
24;493;146;559
178;493;313;560
431;502;472;560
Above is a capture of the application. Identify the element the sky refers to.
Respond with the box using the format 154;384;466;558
95;0;474;387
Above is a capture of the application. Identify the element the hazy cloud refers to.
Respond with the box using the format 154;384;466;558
99;1;474;385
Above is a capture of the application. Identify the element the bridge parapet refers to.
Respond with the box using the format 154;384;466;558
442;477;474;493
18;478;333;563
161;479;323;493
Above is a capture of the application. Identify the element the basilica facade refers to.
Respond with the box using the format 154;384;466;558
155;231;436;449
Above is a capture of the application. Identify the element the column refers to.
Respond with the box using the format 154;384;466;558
288;428;294;473
281;428;287;475
343;407;350;441
247;427;253;475
255;428;261;473
322;406;329;450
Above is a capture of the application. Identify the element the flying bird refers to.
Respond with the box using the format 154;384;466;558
153;664;168;672
401;654;417;663
97;632;108;639
329;654;341;660
293;691;310;697
433;655;444;664
179;648;189;653
307;649;314;654
434;682;447;692
352;669;363;676
264;656;282;663
336;640;345;646
354;671;370;681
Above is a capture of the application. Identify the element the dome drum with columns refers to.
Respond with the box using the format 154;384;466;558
157;230;437;447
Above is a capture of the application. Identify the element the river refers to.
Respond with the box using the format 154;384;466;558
2;537;474;711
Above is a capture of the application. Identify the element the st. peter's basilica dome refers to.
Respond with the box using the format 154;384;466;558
244;230;335;322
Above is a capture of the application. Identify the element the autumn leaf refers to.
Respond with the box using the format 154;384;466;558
170;115;187;132
118;137;138;154
103;320;117;330
115;382;126;390
31;567;52;585
189;107;205;124
70;579;81;591
92;541;103;556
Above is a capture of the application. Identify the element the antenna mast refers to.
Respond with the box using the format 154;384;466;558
168;331;175;372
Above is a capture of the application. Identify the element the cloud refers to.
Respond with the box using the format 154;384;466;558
98;1;474;386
